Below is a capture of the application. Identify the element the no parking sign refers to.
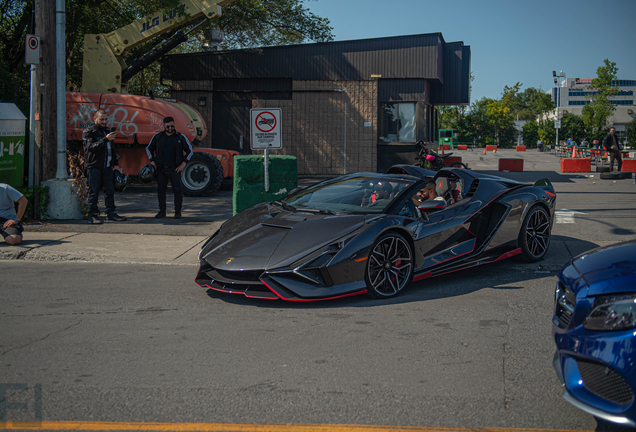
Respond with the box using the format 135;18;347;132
25;34;40;65
250;108;281;150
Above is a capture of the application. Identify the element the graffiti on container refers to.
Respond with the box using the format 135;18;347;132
68;96;160;136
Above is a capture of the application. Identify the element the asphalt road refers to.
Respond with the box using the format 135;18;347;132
2;149;636;431
0;261;593;430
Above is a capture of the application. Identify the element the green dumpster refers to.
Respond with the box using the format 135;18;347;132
0;103;27;188
233;155;297;216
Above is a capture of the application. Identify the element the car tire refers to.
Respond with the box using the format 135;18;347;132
181;152;224;197
599;171;627;180
365;232;414;299
596;166;610;172
517;205;551;263
620;171;633;179
450;162;469;169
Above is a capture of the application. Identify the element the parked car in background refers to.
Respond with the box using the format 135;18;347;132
553;239;636;427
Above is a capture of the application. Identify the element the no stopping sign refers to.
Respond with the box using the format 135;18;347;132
25;34;40;65
251;108;281;150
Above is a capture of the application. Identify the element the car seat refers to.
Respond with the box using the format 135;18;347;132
435;178;451;203
449;181;463;204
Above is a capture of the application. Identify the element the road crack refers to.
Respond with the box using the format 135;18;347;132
1;319;82;357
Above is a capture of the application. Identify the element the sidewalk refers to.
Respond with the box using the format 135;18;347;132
0;149;622;268
0;177;327;265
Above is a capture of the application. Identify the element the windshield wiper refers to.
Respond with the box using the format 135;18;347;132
273;200;296;212
297;208;337;215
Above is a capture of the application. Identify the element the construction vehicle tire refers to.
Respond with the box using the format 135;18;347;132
182;152;224;196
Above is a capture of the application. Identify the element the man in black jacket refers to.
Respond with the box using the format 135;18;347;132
603;127;623;171
145;116;194;219
83;110;127;224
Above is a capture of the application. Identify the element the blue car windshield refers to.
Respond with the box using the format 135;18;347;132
281;176;416;214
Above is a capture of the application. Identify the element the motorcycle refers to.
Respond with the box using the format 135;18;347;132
414;141;468;170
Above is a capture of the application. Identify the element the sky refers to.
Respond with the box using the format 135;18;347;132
304;0;636;103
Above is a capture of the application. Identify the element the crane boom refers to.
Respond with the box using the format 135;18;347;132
82;0;235;93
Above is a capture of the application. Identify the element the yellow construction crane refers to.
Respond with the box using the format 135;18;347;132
81;0;235;93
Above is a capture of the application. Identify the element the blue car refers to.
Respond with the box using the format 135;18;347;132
553;239;636;427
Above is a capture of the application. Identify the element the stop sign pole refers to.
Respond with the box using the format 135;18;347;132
250;109;282;192
25;34;40;187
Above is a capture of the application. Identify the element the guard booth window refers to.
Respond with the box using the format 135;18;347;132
379;103;416;143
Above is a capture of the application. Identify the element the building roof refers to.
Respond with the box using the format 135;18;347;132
162;32;471;105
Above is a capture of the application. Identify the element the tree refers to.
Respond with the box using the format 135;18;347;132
538;119;556;145
0;0;33;116
582;59;618;135
521;121;539;148
216;0;333;49
500;82;554;121
0;0;334;104
626;118;636;149
560;112;586;144
438;106;465;130
485;98;515;147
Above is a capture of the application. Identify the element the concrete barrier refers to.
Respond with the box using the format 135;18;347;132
439;144;451;151
622;158;636;173
560;158;591;173
498;158;523;172
443;156;463;166
486;145;497;152
233;155;297;216
457;145;468;150
516;146;526;151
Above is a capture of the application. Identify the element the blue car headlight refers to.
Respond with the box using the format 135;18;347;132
584;294;636;331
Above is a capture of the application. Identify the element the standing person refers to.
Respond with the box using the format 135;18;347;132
603;127;623;171
145;117;194;219
83;110;127;224
581;138;590;148
1;183;27;245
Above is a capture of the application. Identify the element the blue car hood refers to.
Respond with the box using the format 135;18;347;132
571;240;636;297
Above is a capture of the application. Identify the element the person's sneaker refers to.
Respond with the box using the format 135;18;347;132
107;213;127;221
174;212;182;219
154;211;166;219
88;214;103;224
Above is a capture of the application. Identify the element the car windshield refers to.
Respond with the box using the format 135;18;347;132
281;176;416;214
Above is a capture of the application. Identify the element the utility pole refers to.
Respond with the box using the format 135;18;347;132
35;0;58;185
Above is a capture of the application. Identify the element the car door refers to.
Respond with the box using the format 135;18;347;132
411;190;479;274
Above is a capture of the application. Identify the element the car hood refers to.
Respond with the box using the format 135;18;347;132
201;204;366;271
571;240;636;296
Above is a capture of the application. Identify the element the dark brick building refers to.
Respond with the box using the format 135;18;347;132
162;32;470;174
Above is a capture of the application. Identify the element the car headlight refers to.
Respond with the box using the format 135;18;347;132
584;294;636;331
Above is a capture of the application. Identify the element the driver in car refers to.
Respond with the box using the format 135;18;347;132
416;180;446;205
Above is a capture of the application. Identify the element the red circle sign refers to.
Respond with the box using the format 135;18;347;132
255;111;276;133
28;36;39;50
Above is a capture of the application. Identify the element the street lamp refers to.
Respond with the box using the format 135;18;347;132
553;70;566;145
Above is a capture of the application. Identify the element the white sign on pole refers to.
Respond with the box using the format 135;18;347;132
554;120;561;129
250;108;282;150
25;34;40;65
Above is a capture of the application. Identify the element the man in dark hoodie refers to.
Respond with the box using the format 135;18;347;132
145;116;194;219
82;110;127;224
603;127;623;171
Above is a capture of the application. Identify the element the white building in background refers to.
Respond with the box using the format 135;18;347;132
546;78;635;142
